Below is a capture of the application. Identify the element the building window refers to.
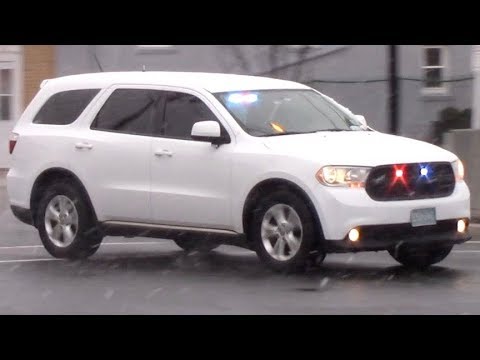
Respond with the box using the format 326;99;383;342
422;46;448;93
0;68;13;121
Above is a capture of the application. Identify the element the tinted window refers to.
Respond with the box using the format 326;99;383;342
33;89;100;125
163;92;220;140
92;89;161;136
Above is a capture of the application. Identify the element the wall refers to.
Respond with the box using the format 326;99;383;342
56;45;239;76
0;45;55;169
55;45;332;77
398;45;473;140
0;46;23;169
444;129;480;217
23;45;56;106
265;45;473;139
266;45;390;132
54;45;475;140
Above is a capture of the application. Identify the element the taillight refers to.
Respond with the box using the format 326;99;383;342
9;132;19;154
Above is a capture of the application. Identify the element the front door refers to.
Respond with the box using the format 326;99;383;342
150;90;233;229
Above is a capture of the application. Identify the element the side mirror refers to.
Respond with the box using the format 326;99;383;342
191;121;229;145
353;114;367;127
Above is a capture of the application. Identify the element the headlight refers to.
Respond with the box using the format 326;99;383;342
316;166;371;188
452;159;465;181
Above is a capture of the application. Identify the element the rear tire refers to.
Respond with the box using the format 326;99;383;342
36;181;103;260
250;190;320;273
388;244;453;269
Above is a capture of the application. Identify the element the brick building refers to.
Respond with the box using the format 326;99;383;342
0;45;56;167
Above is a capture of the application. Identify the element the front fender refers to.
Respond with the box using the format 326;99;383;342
232;169;326;235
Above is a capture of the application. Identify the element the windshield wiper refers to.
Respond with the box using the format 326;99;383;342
259;131;318;137
258;129;354;137
315;128;351;132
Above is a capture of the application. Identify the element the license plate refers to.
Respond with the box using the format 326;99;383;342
411;208;437;227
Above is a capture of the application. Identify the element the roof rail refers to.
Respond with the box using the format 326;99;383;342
40;79;51;88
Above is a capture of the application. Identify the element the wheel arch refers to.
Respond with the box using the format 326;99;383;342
30;167;97;227
241;178;325;242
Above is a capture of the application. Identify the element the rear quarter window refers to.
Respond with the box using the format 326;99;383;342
33;89;100;125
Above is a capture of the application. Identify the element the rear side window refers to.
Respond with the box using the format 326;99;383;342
91;89;161;136
33;89;100;125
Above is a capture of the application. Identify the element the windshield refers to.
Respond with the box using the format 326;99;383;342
214;89;367;137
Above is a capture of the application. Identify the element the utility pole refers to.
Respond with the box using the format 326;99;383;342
388;45;399;135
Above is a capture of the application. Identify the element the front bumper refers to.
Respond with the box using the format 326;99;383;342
312;181;470;240
324;219;471;253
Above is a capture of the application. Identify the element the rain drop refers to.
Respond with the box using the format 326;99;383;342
320;278;329;288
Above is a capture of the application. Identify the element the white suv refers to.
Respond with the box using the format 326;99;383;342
7;72;471;272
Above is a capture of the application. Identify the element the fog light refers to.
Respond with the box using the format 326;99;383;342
457;219;467;233
348;228;360;242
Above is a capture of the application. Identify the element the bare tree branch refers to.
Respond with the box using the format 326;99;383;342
89;45;104;72
217;45;315;81
268;46;282;76
290;46;312;82
228;46;252;74
215;45;237;73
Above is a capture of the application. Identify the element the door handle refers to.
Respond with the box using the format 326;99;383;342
154;149;173;157
75;142;93;150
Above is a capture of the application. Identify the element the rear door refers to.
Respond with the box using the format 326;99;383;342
72;86;161;223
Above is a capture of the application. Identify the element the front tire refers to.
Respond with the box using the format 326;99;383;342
388;244;453;269
36;181;103;260
250;190;321;273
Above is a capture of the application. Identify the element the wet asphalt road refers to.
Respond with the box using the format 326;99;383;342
1;184;480;314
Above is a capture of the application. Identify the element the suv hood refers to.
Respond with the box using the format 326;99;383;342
261;131;457;166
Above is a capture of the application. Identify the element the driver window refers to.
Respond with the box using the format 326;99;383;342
163;92;223;140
